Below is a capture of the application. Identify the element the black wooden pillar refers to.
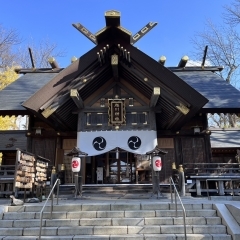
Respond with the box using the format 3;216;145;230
202;113;212;163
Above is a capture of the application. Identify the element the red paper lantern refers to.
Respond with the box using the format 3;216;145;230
153;156;162;171
72;157;81;172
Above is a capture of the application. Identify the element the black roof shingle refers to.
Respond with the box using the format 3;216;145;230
174;71;240;112
0;130;27;151
210;129;240;148
0;73;58;111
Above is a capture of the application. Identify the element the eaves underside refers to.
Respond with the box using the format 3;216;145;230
1;44;215;131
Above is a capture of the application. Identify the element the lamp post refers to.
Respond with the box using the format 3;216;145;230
66;147;88;198
146;146;168;199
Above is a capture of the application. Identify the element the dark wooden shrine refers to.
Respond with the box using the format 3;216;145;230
0;10;240;196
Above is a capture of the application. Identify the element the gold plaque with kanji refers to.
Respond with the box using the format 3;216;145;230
108;99;126;125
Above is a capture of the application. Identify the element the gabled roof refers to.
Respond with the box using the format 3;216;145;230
0;130;27;151
17;42;208;131
210;129;240;148
174;71;240;113
0;73;58;115
12;10;207;131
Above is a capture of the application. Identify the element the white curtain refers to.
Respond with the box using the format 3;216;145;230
77;130;157;156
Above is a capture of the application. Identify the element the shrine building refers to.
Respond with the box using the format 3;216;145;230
0;10;240;190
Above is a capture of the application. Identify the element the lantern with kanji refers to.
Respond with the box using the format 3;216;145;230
153;156;162;171
72;157;81;172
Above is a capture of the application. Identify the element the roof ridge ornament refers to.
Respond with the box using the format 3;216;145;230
105;10;120;17
72;10;157;45
72;23;97;45
131;22;158;45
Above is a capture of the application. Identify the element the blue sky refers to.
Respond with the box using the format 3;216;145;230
2;0;229;68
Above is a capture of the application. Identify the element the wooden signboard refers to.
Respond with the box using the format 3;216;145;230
108;99;126;125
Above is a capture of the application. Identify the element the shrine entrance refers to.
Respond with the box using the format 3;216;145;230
108;150;136;184
90;150;136;184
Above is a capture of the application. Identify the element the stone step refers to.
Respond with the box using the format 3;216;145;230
58;184;156;195
6;202;213;212
0;202;233;239
143;234;231;240
2;209;217;220
0;216;222;228
0;225;227;236
0;234;233;240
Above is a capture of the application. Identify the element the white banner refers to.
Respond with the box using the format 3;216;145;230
77;130;157;156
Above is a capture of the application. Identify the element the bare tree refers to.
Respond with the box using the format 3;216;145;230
224;0;240;26
191;17;240;128
0;24;65;130
0;24;65;70
192;21;240;85
17;39;65;68
0;25;20;70
208;113;240;128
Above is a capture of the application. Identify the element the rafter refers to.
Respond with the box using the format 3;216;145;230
84;79;116;107
22;44;103;112
111;54;119;80
40;63;111;118
70;89;84;109
119;79;149;106
150;87;160;108
176;103;190;115
41;106;58;118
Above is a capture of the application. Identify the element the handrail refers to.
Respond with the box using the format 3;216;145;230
169;177;187;240
184;163;240;166
38;178;60;240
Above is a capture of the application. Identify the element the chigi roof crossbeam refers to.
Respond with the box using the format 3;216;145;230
72;10;157;46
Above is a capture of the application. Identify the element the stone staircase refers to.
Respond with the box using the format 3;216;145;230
0;201;234;240
59;184;156;195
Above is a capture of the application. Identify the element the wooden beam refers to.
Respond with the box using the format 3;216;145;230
76;106;151;113
165;111;182;129
41;93;70;118
15;68;63;74
120;79;149;105
128;44;208;108
41;63;110;117
158;56;166;65
178;56;189;68
131;22;158;45
201;46;208;68
70;89;84;109
42;106;58;118
28;48;35;69
111;54;119;80
72;23;97;45
84;79;116;107
176;103;190;115
150;87;160;108
122;60;189;108
169;66;224;72
50;113;74;131
105;10;121;27
22;43;106;112
48;57;60;69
